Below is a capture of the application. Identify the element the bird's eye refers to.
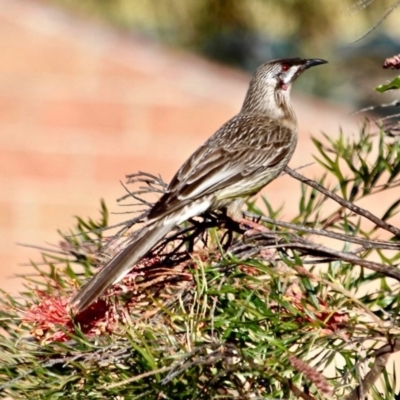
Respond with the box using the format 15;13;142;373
281;64;289;71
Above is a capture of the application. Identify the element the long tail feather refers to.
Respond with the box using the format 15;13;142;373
69;221;173;314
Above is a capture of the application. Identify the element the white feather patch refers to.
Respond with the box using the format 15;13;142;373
162;198;212;226
282;66;298;84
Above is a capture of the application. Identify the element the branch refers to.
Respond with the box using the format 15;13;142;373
281;236;400;280
244;212;400;250
103;365;174;390
287;380;318;400
285;167;400;238
352;99;400;115
345;339;400;400
349;0;400;43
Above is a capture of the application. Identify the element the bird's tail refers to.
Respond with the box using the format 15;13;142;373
69;221;173;314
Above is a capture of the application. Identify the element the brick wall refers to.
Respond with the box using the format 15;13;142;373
0;0;359;295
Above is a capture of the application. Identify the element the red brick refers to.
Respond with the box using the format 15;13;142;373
148;103;235;139
101;39;171;76
0;251;29;294
0;38;83;76
0;241;49;294
93;153;177;184
98;55;152;81
3;125;125;157
38;203;99;232
38;99;128;133
0;201;15;229
0;149;73;180
0;95;22;124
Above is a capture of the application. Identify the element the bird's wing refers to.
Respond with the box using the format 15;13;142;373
148;115;295;220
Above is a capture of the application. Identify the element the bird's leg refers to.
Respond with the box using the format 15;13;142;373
219;203;245;234
226;199;269;235
225;200;275;259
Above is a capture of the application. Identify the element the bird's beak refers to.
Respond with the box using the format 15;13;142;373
303;59;328;70
277;58;328;91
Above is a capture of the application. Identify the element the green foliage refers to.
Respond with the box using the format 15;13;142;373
375;76;400;93
310;127;400;234
1;127;400;399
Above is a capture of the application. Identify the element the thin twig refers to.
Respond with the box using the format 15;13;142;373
279;237;400;281
287;380;317;400
352;99;400;115
103;365;175;390
375;112;400;123
285;167;400;238
345;339;400;400
345;0;375;15
244;212;400;250
350;0;400;43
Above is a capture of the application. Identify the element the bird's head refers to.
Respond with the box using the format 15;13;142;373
265;58;328;92
241;58;328;121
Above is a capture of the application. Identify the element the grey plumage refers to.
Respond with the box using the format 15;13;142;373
69;57;327;314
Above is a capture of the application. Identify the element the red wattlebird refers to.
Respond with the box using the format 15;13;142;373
70;57;327;314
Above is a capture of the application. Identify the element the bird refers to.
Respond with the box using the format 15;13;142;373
69;57;327;314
